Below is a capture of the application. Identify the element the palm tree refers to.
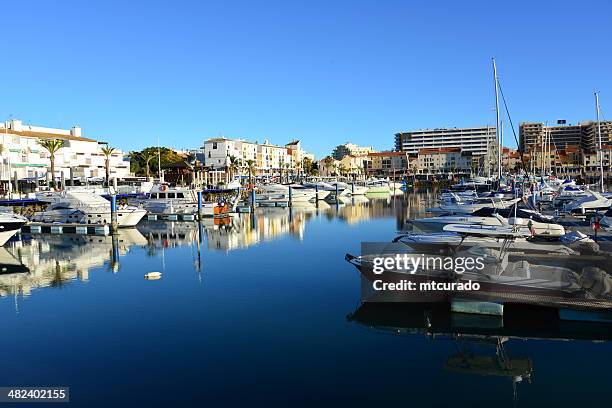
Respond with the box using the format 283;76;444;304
38;139;66;189
246;159;256;187
410;163;419;185
324;156;334;177
100;146;116;187
228;155;239;183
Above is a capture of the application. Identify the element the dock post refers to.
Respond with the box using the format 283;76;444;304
13;171;19;197
110;194;118;234
111;234;120;272
69;167;74;187
351;182;355;195
61;171;66;191
315;184;319;200
197;190;203;220
288;185;292;207
335;183;339;204
250;188;256;209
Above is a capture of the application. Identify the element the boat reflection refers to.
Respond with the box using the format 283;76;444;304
0;230;148;297
348;302;612;404
0;193;422;297
137;196;408;252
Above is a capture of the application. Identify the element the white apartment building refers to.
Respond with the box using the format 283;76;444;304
417;147;473;174
396;126;497;156
331;143;375;160
0;119;131;188
203;137;308;175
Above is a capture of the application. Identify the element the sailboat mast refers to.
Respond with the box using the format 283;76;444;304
595;92;604;192
492;59;502;184
157;136;162;182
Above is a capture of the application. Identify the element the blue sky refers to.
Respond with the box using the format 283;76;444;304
2;0;611;158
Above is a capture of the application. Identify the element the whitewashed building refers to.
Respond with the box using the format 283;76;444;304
203;137;308;176
0;119;131;189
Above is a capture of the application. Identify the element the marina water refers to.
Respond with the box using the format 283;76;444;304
1;191;610;407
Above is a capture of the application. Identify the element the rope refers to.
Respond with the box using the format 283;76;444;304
497;78;530;177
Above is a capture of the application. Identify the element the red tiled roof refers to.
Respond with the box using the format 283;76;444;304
368;151;406;157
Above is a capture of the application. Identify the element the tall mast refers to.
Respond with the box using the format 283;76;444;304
492;59;502;183
595;92;604;192
157;136;162;182
486;125;491;178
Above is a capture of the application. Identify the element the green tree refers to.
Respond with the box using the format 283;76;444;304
246;159;256;186
130;147;184;177
38;139;66;189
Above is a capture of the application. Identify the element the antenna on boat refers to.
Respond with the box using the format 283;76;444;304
595;92;604;193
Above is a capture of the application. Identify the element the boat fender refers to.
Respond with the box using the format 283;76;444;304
145;272;162;280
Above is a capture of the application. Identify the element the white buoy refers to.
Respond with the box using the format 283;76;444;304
144;272;162;280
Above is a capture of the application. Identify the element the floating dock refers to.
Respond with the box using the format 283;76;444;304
145;213;233;221
21;223;110;236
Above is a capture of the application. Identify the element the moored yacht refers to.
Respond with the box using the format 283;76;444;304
130;184;240;216
328;181;369;196
0;210;28;246
255;184;316;203
563;190;612;215
411;207;565;238
33;190;147;227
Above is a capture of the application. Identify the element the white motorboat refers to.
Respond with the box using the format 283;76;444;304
346;246;584;299
130;184;240;215
366;179;391;194
411;208;565;238
394;228;593;255
563;190;612;215
600;208;612;230
553;186;589;207
33;190;147;227
256;184;316;203
434;196;522;214
0;209;28;246
300;182;336;200
290;184;331;201
328;182;369;196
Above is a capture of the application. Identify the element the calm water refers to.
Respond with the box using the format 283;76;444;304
1;191;611;407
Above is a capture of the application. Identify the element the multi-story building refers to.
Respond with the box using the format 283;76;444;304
395;126;496;157
582;147;612;179
364;151;410;177
416;148;472;175
339;154;368;178
331;143;375;160
317;157;340;177
502;147;522;171
519;121;612;152
203;137;308;176
0;119;130;191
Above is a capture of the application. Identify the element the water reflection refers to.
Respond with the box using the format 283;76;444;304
0;192;412;298
349;302;612;405
0;230;148;298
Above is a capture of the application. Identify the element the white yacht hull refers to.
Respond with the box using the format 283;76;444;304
32;208;147;227
0;228;21;246
367;186;390;194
